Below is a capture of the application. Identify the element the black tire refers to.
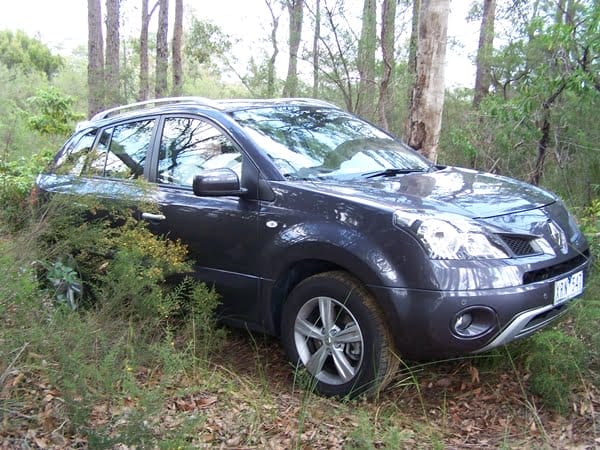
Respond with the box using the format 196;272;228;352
281;271;399;397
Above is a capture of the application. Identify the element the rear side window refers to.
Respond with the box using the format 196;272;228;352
54;130;98;175
104;120;155;179
82;128;113;177
54;120;155;179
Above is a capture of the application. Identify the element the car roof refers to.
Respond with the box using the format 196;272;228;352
77;97;341;131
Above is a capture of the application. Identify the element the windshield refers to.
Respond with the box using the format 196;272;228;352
231;106;432;180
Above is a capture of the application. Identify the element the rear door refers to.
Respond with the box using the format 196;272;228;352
39;117;158;202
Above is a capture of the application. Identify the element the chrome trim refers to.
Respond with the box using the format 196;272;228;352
90;97;220;121
473;302;570;354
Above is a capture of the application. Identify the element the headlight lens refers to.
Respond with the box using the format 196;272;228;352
393;211;509;260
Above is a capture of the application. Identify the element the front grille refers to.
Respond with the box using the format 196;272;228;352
499;235;537;256
523;251;590;284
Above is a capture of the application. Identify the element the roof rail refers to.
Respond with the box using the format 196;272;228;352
89;97;220;121
277;97;340;109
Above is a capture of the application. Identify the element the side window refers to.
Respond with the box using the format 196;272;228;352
103;120;155;179
157;117;241;187
82;128;112;177
54;130;98;175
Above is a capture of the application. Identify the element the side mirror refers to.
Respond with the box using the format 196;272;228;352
192;168;248;197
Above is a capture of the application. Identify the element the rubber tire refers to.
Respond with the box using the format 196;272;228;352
281;271;399;397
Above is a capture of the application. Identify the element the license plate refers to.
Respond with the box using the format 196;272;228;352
554;271;584;305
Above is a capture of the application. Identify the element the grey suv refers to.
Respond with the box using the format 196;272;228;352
36;97;591;396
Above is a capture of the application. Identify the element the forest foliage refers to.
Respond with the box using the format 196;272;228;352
1;0;598;205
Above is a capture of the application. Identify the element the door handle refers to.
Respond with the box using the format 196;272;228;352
141;212;166;221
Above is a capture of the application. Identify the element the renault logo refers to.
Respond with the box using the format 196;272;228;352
547;221;568;254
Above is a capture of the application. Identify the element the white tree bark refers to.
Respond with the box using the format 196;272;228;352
405;0;450;162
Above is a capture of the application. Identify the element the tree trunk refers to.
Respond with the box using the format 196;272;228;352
105;0;120;108
406;0;420;114
282;0;304;97
531;1;569;185
531;107;550;186
376;0;396;130
87;0;105;117
407;0;420;81
356;0;377;120
312;0;321;98
139;0;152;100
473;0;496;108
172;0;183;96
265;0;281;98
155;0;169;98
405;0;450;162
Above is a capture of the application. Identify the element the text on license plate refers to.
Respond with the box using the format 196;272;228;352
554;271;584;305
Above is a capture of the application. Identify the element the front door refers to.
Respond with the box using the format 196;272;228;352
145;115;262;326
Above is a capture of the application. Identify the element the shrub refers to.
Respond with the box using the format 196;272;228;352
34;194;223;346
525;329;586;413
0;150;53;228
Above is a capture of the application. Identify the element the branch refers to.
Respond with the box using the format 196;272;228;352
0;342;28;387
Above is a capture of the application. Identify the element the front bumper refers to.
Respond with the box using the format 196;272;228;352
368;255;590;360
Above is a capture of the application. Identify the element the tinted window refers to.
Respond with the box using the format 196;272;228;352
54;130;98;175
104;120;155;179
157;117;241;187
82;128;112;177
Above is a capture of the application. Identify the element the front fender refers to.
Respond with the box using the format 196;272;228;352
260;222;403;287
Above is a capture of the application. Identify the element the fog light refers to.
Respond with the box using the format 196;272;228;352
455;313;473;332
451;307;496;338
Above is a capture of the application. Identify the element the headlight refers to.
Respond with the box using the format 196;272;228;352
393;211;509;260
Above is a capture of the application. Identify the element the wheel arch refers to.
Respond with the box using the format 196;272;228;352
268;246;394;336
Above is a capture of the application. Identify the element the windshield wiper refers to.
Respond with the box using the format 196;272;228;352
362;168;430;179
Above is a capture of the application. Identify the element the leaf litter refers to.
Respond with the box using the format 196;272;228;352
0;330;598;449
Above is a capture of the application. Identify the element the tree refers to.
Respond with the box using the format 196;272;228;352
314;2;358;111
405;0;450;162
437;0;599;204
407;0;421;81
473;0;497;108
105;0;121;107
27;87;83;136
184;18;232;70
139;0;158;101
172;0;184;96
0;30;63;79
282;0;304;97
88;0;105;117
264;0;283;97
356;0;377;121
376;0;397;130
311;0;321;97
155;0;169;98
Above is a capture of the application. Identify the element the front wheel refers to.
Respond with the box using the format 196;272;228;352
281;271;398;397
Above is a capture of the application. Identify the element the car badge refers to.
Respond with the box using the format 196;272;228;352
547;221;568;254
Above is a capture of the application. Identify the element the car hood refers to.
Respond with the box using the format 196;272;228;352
299;167;557;219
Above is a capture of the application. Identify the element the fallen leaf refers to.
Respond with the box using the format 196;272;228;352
196;395;218;408
469;365;480;384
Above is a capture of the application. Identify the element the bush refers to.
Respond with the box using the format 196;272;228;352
525;329;587;413
0;150;53;228
0;189;226;443
34;194;223;344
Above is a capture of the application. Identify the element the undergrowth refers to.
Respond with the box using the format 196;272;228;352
0;187;225;446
